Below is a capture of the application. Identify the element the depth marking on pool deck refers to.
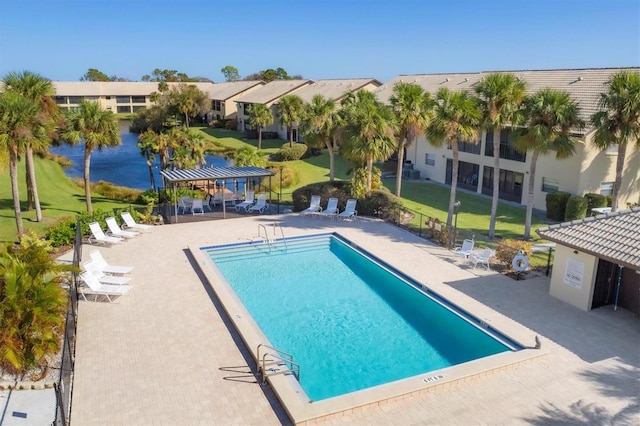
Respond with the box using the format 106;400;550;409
423;375;445;383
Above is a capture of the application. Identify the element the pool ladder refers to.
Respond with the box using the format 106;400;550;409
256;344;300;384
257;223;287;252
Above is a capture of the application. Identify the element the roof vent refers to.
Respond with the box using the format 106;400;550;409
577;76;583;81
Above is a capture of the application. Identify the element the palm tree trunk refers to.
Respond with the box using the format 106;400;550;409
488;129;501;238
395;140;406;197
524;150;539;240
289;126;293;147
25;158;33;211
146;160;156;190
326;138;335;181
184;112;189;128
9;149;24;235
25;148;42;222
258;128;263;151
366;157;373;191
447;143;459;227
84;147;93;214
611;142;627;212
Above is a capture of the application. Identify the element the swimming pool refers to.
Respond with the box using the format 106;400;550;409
199;233;524;404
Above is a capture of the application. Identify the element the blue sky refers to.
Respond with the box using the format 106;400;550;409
0;0;638;83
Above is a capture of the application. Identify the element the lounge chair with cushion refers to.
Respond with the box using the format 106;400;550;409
300;195;322;216
83;260;132;285
106;217;139;239
319;197;339;219
78;272;131;303
337;199;358;220
454;239;474;261
248;193;269;214
89;250;134;275
88;222;124;246
120;212;153;231
235;190;255;212
469;248;496;270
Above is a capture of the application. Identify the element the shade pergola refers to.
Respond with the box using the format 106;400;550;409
160;166;276;222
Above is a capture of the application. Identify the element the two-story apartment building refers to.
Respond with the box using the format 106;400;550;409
202;80;265;121
374;68;640;212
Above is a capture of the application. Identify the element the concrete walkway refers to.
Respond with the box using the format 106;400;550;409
70;215;640;425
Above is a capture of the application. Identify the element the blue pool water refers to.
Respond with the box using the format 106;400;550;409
205;234;517;401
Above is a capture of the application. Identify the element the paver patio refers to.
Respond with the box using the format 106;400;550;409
71;215;640;425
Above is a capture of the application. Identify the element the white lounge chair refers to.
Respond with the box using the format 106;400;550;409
300;195;322;216
89;250;134;275
178;196;192;214
83;260;132;285
191;199;205;215
337;199;358;220
235;190;255;212
454;239;474;261
120;212;153;231
78;272;131;303
106;217;139;239
248;193;269;214
88;222;124;245
469;248;496;270
319;197;339;219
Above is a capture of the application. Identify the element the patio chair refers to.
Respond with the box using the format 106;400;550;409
300;195;322;216
248;193;269;214
235;190;255;212
78;272;131;303
88;222;124;246
453;239;474;261
89;250;134;275
319;197;339;219
469;248;496;270
337;199;358;220
120;212;153;231
83;260;132;285
191;199;205;215
106;217;139;239
178;196;192;214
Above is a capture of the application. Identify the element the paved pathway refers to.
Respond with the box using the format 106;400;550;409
71;215;640;425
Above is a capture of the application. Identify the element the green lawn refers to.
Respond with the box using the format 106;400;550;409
0;158;136;243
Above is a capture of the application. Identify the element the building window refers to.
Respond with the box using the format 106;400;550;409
68;96;81;104
117;105;131;113
212;100;221;111
54;96;67;104
131;96;146;103
600;182;614;196
132;106;146;112
425;153;436;166
84;96;99;101
116;96;130;104
485;128;526;162
541;177;559;193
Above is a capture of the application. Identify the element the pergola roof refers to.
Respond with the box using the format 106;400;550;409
160;166;274;183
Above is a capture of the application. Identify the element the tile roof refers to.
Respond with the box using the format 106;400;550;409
51;81;214;96
374;68;640;133
203;81;265;101
536;208;640;269
292;78;382;103
233;79;312;105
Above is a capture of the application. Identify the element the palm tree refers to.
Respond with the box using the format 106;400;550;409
0;91;41;235
247;103;273;150
137;130;158;189
515;89;584;239
426;88;481;227
277;95;305;147
60;100;120;214
475;73;527;238
2;71;60;223
233;146;266;167
590;70;640;212
389;82;434;197
303;94;340;181
339;90;397;192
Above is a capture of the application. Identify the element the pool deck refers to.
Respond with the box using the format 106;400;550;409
71;215;640;425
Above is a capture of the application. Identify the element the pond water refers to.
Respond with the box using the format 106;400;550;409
49;122;230;190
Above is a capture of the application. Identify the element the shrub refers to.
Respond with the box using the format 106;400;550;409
137;189;159;205
46;218;77;247
545;191;571;221
359;190;403;221
349;166;384;199
292;182;351;212
495;239;533;269
583;193;607;216
565;195;588;221
605;195;612;207
274;143;308;161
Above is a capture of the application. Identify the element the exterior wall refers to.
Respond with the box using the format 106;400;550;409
55;94;153;113
548;245;598;311
235;103;279;134
406;129;640;212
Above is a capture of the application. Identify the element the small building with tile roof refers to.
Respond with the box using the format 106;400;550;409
374;67;640;212
536;208;640;314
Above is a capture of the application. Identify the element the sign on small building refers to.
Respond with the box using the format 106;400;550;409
563;258;585;289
